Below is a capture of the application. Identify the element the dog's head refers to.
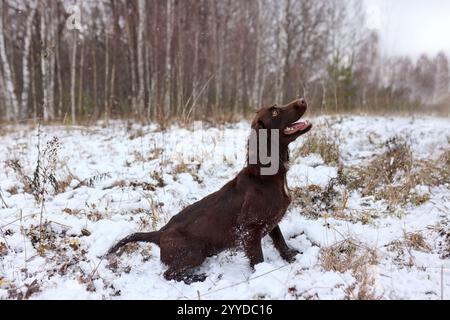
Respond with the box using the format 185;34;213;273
251;99;312;146
247;99;312;175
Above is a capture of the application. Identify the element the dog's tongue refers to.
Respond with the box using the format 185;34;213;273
283;121;310;135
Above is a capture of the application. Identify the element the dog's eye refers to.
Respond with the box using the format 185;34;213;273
271;109;279;117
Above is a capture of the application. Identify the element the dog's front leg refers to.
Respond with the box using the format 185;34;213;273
243;230;264;268
240;196;265;268
269;225;299;263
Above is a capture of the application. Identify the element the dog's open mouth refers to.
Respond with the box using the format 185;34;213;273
283;120;311;135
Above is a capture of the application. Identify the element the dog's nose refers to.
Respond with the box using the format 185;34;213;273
298;98;307;108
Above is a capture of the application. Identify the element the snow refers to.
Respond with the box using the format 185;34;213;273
0;115;449;300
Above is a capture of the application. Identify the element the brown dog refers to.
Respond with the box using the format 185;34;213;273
107;99;312;283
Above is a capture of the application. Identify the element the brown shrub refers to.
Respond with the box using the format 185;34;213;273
291;179;340;219
320;238;380;300
343;137;449;209
385;230;431;268
294;131;341;166
321;239;378;274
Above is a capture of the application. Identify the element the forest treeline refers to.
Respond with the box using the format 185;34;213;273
0;0;449;124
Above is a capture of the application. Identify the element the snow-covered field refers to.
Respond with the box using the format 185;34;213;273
0;115;449;300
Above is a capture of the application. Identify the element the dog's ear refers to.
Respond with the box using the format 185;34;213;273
256;120;265;129
251;120;265;130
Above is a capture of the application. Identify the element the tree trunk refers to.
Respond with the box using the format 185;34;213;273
31;46;37;121
145;35;153;120
70;32;77;124
104;33;110;125
55;29;63;118
0;1;19;120
78;41;85;117
92;46;97;118
40;4;49;121
48;4;56;120
125;11;137;115
20;2;37;119
251;0;262;107
164;0;174;117
109;59;116;118
137;0;146;115
0;69;7;119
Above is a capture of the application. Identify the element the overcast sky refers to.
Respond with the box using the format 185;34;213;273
364;0;450;58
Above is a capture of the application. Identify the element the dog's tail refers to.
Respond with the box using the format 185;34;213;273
107;231;160;255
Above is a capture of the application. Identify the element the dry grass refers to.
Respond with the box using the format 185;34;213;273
4;159;33;194
321;239;378;274
386;230;432;268
0;242;7;256
294;128;449;212
404;231;432;252
173;162;203;184
149;170;165;188
128;128;145;140
101;179;160;192
6;279;41;300
344;267;380;300
73;172;112;189
5;186;18;195
430;220;450;259
416;149;450;187
56;174;75;193
2;218;94;298
345;136;413;206
320;238;379;300
131;148;163;164
0;125;22;137
343;136;449;210
27;222;58;255
291;179;341;219
439;233;450;259
4;135;61;202
294;130;341;165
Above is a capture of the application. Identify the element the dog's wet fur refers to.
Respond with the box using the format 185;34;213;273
107;99;312;284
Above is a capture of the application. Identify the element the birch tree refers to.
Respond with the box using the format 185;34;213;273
20;1;37;118
70;31;78;124
40;2;56;121
0;1;19;120
137;0;146;115
164;0;174;116
0;0;448;122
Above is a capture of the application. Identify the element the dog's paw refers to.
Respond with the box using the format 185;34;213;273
183;273;207;284
280;248;301;263
248;259;267;274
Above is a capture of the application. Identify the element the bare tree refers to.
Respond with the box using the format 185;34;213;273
414;54;437;103
39;2;56;121
164;0;174;117
137;0;146;115
0;0;448;123
70;31;78;124
0;1;19;120
19;0;37;118
434;52;450;103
